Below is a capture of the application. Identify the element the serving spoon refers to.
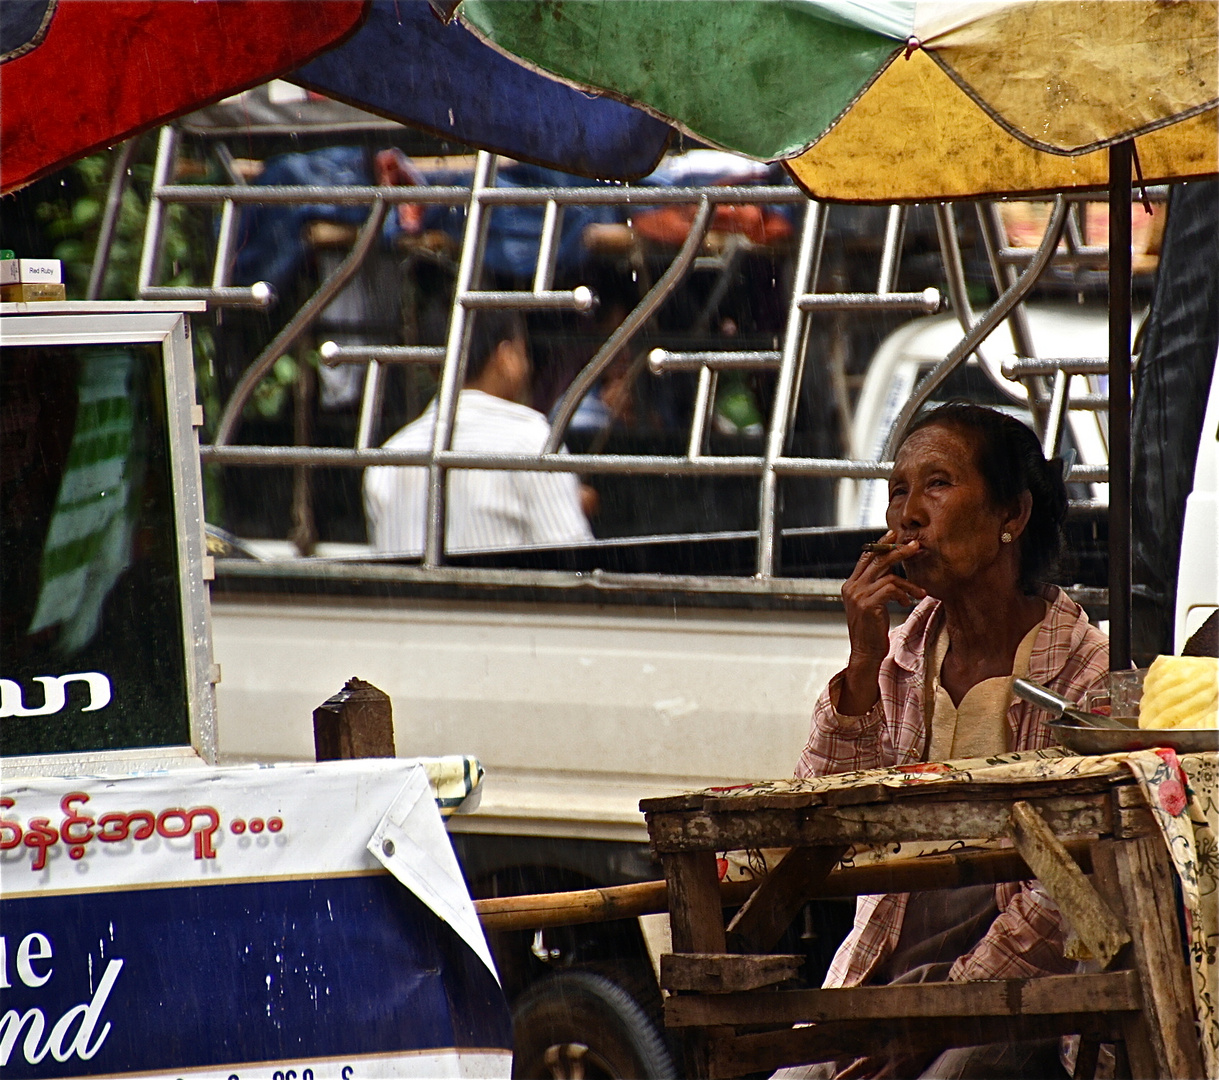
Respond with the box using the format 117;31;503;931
1012;678;1134;730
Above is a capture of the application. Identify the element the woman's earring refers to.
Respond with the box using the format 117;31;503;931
1001;531;1013;544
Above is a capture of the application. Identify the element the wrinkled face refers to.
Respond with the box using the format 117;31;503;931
886;423;1013;596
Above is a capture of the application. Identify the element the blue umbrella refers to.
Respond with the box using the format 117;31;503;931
291;0;672;180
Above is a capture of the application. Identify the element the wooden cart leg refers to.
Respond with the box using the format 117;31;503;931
1073;1035;1101;1079
1093;836;1203;1079
664;850;728;1079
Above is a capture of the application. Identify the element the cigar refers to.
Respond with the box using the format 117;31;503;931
862;542;900;554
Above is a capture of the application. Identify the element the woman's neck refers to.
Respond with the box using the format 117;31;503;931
937;586;1046;704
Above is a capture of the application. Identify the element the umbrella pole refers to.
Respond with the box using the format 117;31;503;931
1108;141;1133;670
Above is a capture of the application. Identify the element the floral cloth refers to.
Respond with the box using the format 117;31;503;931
1125;749;1217;1077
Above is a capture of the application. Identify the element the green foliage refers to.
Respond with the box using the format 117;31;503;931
248;352;308;421
32;138;233;516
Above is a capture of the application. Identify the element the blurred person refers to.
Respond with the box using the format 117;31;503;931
779;403;1109;1080
364;311;594;554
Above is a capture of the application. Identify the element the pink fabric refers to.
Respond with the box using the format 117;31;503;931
796;585;1109;989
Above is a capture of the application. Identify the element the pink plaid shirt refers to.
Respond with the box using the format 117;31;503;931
797;585;1110;988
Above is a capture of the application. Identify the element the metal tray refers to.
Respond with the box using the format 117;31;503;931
1047;720;1218;756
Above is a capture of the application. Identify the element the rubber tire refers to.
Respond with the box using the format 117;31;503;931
511;969;677;1080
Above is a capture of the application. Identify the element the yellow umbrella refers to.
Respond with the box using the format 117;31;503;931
460;0;1218;668
787;48;1217;202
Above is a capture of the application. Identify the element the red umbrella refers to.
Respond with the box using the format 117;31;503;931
0;0;367;194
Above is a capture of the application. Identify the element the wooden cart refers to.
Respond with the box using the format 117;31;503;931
642;766;1203;1079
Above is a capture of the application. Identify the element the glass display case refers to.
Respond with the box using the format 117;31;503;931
0;302;215;769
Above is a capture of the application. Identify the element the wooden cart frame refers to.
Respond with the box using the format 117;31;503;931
643;770;1202;1079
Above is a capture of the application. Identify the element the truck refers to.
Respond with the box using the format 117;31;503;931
10;97;1216;1077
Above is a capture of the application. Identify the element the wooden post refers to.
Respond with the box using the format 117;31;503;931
1109;834;1205;1079
726;844;846;953
663;850;727;1079
1091;833;1204;1079
313;677;395;761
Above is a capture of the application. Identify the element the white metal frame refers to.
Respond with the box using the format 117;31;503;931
0;302;217;775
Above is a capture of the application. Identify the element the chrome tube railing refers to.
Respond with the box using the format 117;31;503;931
140;127;1114;579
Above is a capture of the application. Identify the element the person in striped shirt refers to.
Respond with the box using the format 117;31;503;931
364;310;593;556
782;403;1109;1080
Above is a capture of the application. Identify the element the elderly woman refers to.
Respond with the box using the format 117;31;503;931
789;403;1109;1080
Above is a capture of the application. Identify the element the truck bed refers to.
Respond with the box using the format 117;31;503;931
209;519;1108;841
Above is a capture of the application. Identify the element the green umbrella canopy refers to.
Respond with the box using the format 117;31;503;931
460;0;1218;198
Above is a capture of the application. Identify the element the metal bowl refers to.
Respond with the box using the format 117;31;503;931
1047;719;1218;755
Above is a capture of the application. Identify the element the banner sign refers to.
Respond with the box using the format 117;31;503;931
0;760;512;1079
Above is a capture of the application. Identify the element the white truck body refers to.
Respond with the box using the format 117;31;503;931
212;589;850;841
1175;341;1219;650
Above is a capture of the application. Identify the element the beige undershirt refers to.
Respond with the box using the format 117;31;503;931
925;603;1047;762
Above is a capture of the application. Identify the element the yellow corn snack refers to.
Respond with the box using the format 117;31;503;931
1139;655;1219;729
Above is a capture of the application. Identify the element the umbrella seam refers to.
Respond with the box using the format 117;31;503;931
457;10;902;162
923;49;1219;158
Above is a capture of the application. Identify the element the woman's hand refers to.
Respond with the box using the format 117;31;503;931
837;532;926;714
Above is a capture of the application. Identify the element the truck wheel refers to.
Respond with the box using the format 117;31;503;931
511;969;676;1080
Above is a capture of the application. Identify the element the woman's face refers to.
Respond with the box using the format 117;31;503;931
886;422;1015;597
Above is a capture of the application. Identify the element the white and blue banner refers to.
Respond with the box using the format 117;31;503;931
0;759;512;1079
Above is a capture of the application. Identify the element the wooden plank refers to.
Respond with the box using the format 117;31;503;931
719;792;822;812
725;844;846;953
644;771;1129;818
814;783;893;807
1114;783;1149;807
1073;1035;1101;1080
664;850;728;1080
1088;838;1159;1080
312;677;395;761
882;774;1126;803
1112;779;1158;838
641;793;709;813
1007;801;1130;967
664;850;727;955
664;971;1141;1028
710;1014;1124;1080
647;792;1113;853
1110;833;1205;1079
1115;805;1158;839
660;953;803;994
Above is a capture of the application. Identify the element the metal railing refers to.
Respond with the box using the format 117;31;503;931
129;131;1117;583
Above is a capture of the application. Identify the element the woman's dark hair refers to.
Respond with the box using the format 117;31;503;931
901;403;1068;592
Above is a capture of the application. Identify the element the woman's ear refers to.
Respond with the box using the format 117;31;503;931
1005;490;1034;540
